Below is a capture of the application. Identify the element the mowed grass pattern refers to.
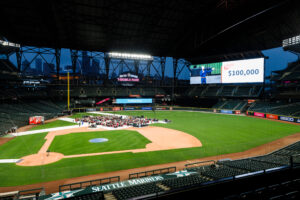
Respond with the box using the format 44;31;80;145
48;130;151;155
113;111;300;153
0;132;47;159
30;120;77;131
1;111;300;186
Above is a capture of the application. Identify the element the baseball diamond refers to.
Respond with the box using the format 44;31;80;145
1;1;300;199
0;110;300;192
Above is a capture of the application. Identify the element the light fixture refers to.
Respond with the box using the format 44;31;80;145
108;52;153;60
0;39;20;48
282;35;300;47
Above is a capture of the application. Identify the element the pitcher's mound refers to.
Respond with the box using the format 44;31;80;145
17;152;64;166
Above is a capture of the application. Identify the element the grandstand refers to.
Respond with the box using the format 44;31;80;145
0;85;67;135
1;0;300;199
212;100;248;111
247;100;300;117
30;141;300;200
0;98;66;136
186;85;263;98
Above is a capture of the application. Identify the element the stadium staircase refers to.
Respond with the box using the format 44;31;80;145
213;100;247;111
212;101;227;109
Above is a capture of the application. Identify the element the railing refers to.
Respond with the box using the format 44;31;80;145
129;167;176;179
59;176;120;192
184;160;216;169
17;187;44;199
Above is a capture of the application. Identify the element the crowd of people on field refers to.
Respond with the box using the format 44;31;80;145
75;115;159;128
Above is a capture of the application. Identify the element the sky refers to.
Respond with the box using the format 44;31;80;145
9;46;299;80
262;47;298;77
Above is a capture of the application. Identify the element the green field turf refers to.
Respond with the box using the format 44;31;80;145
30;120;77;130
1;111;300;186
69;112;102;119
0;132;47;159
48;130;151;155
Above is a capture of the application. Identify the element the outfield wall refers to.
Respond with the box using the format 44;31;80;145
247;111;300;124
72;106;241;115
73;106;300;124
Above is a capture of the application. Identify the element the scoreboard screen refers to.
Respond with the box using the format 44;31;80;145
190;58;264;84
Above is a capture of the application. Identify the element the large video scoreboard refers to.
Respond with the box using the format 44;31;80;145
190;58;264;84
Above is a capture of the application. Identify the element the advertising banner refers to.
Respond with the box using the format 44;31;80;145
235;110;241;114
29;116;44;125
112;107;121;111
254;112;265;117
156;107;166;110
221;58;264;84
96;98;110;105
39;170;197;200
116;98;152;104
296;118;300;123
220;110;233;114
190;58;264;84
129;94;141;98
124;107;135;110
266;114;278;120
117;72;139;86
279;116;295;122
248;99;256;104
246;111;254;116
86;108;96;112
141;107;152;110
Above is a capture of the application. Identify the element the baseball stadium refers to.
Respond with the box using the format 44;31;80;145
0;1;300;199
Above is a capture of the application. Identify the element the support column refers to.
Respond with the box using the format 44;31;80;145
160;57;166;82
71;50;78;84
173;58;178;86
55;48;61;81
172;58;178;103
147;60;152;77
134;60;140;75
16;49;22;72
70;50;78;74
104;53;111;84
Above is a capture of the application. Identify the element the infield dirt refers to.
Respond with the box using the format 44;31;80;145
16;126;202;166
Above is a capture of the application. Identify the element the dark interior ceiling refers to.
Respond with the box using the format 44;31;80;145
0;0;299;62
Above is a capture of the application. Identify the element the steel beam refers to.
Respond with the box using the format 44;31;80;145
134;60;140;75
55;48;61;81
160;57;166;81
104;53;111;82
71;50;78;74
15;49;22;72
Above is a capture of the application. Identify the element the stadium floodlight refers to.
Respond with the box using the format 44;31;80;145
108;52;153;60
0;39;20;48
282;35;300;47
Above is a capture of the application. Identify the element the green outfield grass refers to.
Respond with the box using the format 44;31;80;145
48;130;151;155
0;132;47;159
1;111;300;186
30;120;77;130
69;112;102;119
